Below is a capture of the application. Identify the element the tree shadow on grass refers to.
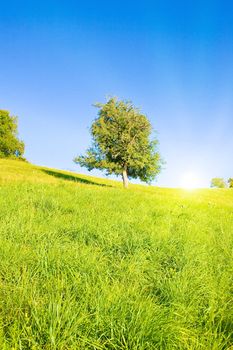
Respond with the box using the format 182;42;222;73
41;169;112;187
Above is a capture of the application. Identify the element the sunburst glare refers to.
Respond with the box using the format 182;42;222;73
180;172;201;190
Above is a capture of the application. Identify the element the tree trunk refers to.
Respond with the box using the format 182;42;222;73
122;168;129;188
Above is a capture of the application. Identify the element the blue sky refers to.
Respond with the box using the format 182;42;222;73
0;0;233;187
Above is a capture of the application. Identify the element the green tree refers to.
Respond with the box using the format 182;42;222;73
228;178;233;188
74;98;162;188
210;177;226;188
0;110;25;159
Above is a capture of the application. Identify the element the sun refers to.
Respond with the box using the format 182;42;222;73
180;172;200;190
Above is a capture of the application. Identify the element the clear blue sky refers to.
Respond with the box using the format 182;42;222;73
1;0;233;187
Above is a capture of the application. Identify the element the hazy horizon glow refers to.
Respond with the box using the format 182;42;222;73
1;1;233;187
179;171;203;190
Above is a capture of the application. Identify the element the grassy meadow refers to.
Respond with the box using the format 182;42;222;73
0;159;232;349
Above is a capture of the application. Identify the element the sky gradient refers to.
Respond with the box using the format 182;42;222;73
1;0;233;187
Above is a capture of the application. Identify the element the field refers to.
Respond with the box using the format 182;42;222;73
0;159;232;349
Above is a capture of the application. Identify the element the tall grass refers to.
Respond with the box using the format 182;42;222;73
0;159;232;349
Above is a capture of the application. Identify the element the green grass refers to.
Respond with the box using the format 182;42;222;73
0;159;232;349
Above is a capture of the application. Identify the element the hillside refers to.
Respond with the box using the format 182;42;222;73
0;159;232;349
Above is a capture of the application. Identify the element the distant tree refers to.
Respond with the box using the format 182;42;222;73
228;178;233;188
210;177;226;188
0;110;25;159
74;98;162;188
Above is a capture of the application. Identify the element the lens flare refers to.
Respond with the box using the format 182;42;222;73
180;172;201;190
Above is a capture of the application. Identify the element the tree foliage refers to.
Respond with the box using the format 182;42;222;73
210;177;226;189
0;110;25;159
74;98;161;187
228;178;233;188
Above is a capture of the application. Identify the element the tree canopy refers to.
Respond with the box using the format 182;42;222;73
228;178;233;188
210;177;226;189
0;110;25;159
74;98;161;187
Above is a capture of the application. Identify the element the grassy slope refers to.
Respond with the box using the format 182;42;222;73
0;159;232;350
